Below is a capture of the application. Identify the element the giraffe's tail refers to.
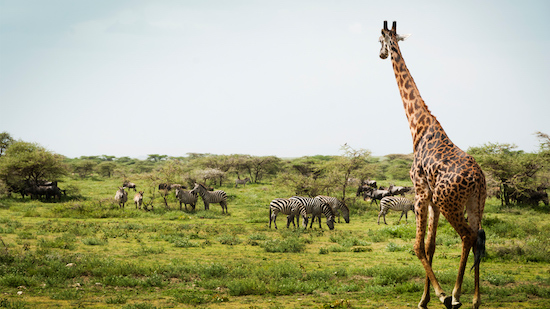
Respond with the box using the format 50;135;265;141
471;228;486;271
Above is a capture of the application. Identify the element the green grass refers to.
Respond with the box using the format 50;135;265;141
0;176;549;308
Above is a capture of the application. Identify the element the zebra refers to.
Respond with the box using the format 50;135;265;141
315;195;350;223
133;191;144;209
114;187;128;208
378;196;414;225
269;198;308;229
190;183;228;213
290;196;335;230
175;188;198;211
235;177;250;188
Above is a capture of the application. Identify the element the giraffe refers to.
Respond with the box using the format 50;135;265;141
379;21;486;309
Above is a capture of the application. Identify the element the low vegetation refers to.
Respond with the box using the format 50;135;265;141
0;178;549;308
0;132;548;308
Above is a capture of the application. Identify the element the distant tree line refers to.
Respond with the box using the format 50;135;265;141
1;131;548;207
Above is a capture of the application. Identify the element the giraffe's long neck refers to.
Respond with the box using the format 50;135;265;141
389;41;440;151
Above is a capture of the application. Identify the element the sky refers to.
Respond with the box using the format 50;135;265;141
1;0;549;159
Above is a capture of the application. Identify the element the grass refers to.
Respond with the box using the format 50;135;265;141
0;177;549;308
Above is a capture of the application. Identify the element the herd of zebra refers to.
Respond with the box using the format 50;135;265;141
114;182;228;214
269;195;349;230
113;178;415;227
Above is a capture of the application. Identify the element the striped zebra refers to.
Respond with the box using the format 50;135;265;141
190;183;228;213
175;188;198;211
235;177;250;188
315;195;350;223
290;196;335;230
269;198;308;229
378;196;414;225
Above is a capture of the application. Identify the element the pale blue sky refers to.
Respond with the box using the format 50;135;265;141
1;1;549;158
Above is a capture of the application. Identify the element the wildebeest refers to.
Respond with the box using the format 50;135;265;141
133;191;144;209
114;187;128;208
363;186;393;207
510;188;549;206
123;181;136;191
388;184;413;196
158;183;186;191
356;180;378;197
27;181;63;200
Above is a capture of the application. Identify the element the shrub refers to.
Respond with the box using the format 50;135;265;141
264;237;305;253
227;278;266;296
386;242;408;252
105;295;127;304
217;235;242;245
81;237;107;246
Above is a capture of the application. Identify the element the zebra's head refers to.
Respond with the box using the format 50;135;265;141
326;217;335;230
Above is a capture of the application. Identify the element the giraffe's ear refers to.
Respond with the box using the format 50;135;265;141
397;34;411;41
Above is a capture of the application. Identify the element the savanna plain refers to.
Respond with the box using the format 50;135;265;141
0;177;549;309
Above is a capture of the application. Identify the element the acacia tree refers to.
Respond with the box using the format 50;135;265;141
323;144;371;201
0;141;67;194
0;132;14;157
244;156;281;183
469;141;548;206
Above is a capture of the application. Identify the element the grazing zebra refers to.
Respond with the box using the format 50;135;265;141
378;196;414;225
315;195;350;223
114;187;128;208
290;196;335;230
175;188;198;211
133;191;144;209
235;177;250;188
190;183;228;213
269;198;308;229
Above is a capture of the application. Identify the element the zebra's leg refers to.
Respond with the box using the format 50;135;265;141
377;211;383;225
204;201;209;211
287;215;296;228
271;211;278;229
398;211;406;223
317;215;322;229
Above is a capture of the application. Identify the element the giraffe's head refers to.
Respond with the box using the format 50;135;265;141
379;21;411;59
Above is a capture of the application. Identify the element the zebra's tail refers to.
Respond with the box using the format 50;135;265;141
471;228;486;271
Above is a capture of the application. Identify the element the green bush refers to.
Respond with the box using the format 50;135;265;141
263;237;305;253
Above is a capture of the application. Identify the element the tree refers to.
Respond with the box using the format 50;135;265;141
324;144;371;201
147;154;168;163
96;161;116;177
275;156;328;197
0;132;14;157
244;156;281;183
73;160;97;178
469;142;546;206
0;141;67;194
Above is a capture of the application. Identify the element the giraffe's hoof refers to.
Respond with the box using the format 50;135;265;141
443;296;461;309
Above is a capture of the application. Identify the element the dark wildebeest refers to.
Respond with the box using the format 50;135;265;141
363;186;393;207
122;181;137;191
